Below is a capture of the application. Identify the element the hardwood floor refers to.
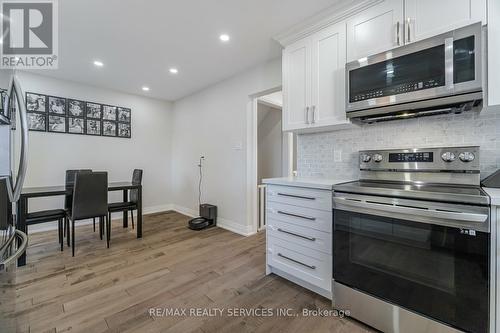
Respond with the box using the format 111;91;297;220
1;211;372;333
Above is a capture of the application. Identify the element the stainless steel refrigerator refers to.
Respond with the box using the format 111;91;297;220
0;72;29;333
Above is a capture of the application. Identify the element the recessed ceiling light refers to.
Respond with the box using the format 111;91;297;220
219;34;230;42
169;68;178;74
93;60;104;67
142;86;150;91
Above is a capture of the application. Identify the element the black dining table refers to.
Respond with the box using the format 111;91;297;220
17;181;142;266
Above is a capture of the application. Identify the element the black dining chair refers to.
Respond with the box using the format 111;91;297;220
26;208;67;252
68;172;109;256
108;169;143;232
63;169;92;246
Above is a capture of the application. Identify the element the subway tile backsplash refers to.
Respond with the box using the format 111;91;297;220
297;107;500;181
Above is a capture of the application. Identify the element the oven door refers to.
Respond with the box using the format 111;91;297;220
333;193;490;333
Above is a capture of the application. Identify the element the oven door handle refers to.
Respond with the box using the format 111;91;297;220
333;197;488;224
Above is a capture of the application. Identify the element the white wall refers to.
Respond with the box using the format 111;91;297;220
171;58;282;235
257;103;282;184
1;71;173;214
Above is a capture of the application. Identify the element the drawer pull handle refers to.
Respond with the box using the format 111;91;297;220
277;228;316;242
277;193;316;200
277;210;316;221
278;253;316;270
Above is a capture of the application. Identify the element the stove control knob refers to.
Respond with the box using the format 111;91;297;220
459;152;475;162
373;154;383;162
361;154;371;163
441;152;456;162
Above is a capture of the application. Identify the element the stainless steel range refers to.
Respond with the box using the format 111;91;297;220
332;146;492;333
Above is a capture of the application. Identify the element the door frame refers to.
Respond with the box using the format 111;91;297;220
246;85;292;234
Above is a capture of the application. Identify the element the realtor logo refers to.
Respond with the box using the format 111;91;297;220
1;0;58;68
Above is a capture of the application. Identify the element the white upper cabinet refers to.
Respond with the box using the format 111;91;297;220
280;0;493;132
346;0;487;61
283;22;348;132
405;0;487;43
346;0;403;62
310;23;347;127
283;38;311;131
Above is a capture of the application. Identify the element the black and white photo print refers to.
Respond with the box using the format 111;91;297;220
48;96;66;115
86;119;101;135
117;107;131;123
118;123;131;138
27;113;46;131
48;115;66;132
68;117;85;134
103;121;116;136
68;99;85;117
26;93;46;112
86;102;102;119
103;105;117;120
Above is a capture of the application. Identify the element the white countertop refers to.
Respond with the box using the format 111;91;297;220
262;177;353;190
483;187;500;206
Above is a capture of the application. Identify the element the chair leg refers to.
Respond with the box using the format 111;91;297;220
72;219;75;257
106;215;110;248
58;219;63;252
131;211;134;229
99;216;103;240
66;217;70;247
109;214;111;240
93;218;96;232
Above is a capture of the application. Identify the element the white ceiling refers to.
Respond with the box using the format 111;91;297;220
28;0;340;101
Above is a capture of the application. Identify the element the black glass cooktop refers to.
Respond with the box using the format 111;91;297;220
333;181;490;205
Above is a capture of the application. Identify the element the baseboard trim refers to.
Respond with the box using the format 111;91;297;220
28;203;174;234
171;204;255;237
28;203;257;237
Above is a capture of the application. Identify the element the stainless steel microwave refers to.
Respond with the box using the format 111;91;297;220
346;22;483;122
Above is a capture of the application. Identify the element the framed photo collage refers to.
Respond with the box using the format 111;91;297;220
25;92;132;138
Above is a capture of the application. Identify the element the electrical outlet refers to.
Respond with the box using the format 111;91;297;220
334;150;342;162
232;141;243;150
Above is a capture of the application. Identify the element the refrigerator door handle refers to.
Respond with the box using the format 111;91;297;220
0;229;28;271
4;75;29;204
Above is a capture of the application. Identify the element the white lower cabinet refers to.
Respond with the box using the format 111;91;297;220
265;184;333;299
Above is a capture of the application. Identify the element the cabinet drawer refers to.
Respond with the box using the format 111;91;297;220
266;185;332;211
266;201;332;233
267;237;331;292
267;219;332;254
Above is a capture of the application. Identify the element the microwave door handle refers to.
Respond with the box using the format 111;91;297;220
333;197;488;225
445;37;454;90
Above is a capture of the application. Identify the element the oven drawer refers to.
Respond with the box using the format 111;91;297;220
267;201;332;233
267;237;331;291
266;185;332;211
267;218;331;254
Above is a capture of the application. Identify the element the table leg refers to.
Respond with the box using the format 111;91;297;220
123;189;128;228
17;196;28;267
137;185;142;238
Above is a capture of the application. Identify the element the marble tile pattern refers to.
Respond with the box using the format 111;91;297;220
297;108;500;180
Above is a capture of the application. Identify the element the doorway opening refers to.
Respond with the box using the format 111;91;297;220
247;87;297;234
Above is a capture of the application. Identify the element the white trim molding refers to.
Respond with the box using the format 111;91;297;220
29;203;256;237
172;204;255;236
29;203;174;233
273;0;383;47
